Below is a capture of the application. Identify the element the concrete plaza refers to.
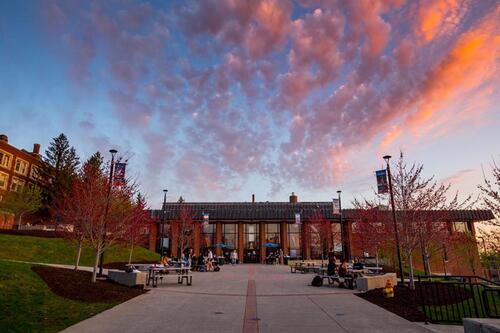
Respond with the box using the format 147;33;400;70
62;264;449;333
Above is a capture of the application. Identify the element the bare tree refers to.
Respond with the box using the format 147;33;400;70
170;204;195;260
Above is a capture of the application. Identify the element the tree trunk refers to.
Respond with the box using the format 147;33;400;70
17;213;24;227
92;246;101;283
128;243;134;265
376;249;379;268
74;240;83;271
408;252;415;290
423;247;432;276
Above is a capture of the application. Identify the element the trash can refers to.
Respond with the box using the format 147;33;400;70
218;257;225;266
284;256;289;265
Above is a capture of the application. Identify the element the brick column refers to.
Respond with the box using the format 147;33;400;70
281;222;289;256
238;222;244;263
215;222;222;256
343;221;352;260
194;223;201;256
259;222;265;263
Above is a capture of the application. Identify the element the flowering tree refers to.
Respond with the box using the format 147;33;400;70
55;153;140;282
307;211;330;264
351;201;393;268
390;153;471;288
124;193;153;264
170;203;195;259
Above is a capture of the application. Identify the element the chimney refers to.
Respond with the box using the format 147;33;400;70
0;134;8;143
252;194;255;203
33;143;41;155
289;192;298;204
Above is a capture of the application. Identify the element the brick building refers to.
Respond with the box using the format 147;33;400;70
0;134;47;228
149;193;494;275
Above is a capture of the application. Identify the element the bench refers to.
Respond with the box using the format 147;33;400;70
147;267;192;287
315;274;355;289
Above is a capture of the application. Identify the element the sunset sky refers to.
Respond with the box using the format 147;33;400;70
1;0;499;207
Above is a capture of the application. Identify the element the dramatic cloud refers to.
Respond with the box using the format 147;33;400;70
39;0;500;198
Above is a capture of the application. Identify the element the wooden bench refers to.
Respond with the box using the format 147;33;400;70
315;274;355;289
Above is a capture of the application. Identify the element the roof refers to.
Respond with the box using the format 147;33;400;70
150;202;495;222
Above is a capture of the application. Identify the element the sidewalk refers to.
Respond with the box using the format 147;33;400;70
60;264;443;333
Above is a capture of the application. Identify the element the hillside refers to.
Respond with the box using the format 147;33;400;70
0;233;159;266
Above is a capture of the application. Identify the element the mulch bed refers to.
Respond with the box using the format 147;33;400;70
32;266;147;303
103;261;158;270
356;284;472;322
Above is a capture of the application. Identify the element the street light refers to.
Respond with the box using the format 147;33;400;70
160;189;168;259
337;190;345;260
98;148;118;277
383;155;404;285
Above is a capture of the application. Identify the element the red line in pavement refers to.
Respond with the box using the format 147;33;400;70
243;267;258;333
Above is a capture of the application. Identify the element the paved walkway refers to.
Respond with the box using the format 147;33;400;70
61;264;442;333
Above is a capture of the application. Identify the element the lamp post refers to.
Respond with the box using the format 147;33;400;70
98;148;118;277
337;190;345;260
160;189;168;259
383;155;404;285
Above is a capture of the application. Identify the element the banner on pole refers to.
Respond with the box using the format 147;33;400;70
332;199;340;215
114;163;127;186
295;213;301;225
376;169;388;194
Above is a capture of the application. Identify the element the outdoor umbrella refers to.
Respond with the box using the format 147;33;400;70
264;243;279;248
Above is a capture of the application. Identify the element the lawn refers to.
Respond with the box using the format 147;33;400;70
0;261;116;333
0;233;159;266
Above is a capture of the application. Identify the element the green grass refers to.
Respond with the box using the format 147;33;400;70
0;261;115;333
0;233;159;266
421;283;500;323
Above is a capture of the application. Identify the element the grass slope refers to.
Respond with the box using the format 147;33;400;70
0;261;115;333
0;233;159;266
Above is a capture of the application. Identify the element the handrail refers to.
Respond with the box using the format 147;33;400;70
419;275;500;287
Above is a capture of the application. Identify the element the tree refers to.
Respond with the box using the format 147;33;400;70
54;152;104;271
55;155;139;282
479;158;500;226
0;185;42;226
43;133;80;214
390;153;470;288
351;201;393;268
307;211;330;264
171;204;195;259
124;193;153;265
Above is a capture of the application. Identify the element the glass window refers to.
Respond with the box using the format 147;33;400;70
202;223;215;250
0;171;8;190
310;224;323;259
452;222;469;233
288;223;301;258
265;223;280;243
10;177;25;192
14;159;29;175
0;150;12;169
222;223;238;250
331;223;342;253
30;165;41;180
244;223;259;250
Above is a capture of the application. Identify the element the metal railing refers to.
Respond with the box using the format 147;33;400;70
418;275;500;324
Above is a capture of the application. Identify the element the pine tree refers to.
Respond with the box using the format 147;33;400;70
43;133;80;215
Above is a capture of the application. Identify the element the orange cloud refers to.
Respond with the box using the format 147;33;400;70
406;7;500;134
415;0;465;43
380;125;402;149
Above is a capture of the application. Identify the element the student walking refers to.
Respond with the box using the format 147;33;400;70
231;250;238;265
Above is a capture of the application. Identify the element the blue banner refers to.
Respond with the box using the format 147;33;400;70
114;163;127;186
376;169;388;194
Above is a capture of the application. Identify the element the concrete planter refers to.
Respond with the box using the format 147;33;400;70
108;270;147;287
356;273;397;292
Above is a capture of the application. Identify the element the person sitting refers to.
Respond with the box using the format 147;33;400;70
160;255;170;266
327;257;337;276
353;257;364;270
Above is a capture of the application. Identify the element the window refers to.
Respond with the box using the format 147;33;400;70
14;158;29;176
201;223;215;251
0;171;8;190
265;223;280;244
452;222;469;233
0;150;12;169
10;177;24;192
222;223;238;250
30;165;41;180
288;223;302;258
331;223;342;252
244;223;259;250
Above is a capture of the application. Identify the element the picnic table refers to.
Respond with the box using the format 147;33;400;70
146;265;192;287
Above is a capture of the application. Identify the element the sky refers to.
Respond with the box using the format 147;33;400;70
0;0;499;208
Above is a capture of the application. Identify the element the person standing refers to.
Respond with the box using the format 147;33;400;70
231;250;238;265
207;249;214;272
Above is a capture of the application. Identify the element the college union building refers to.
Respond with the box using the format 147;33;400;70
148;193;494;275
